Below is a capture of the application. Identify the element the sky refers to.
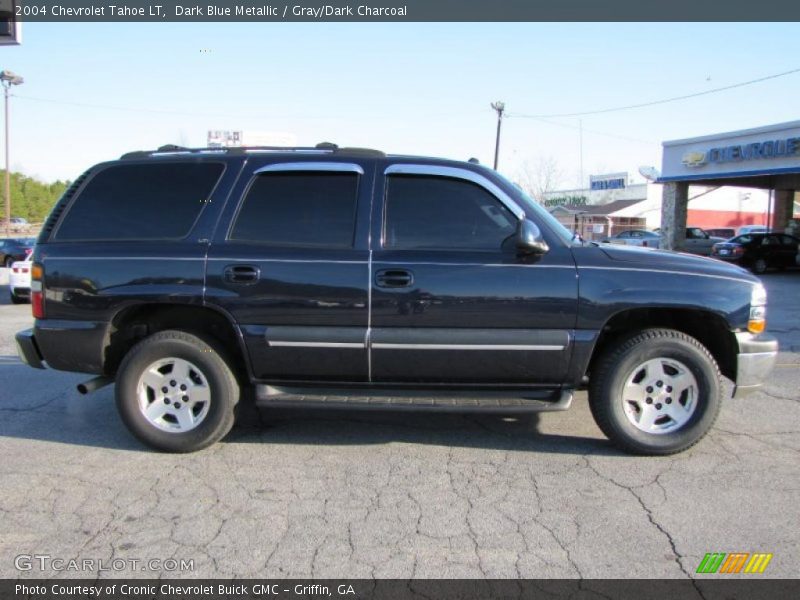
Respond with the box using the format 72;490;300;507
2;22;800;189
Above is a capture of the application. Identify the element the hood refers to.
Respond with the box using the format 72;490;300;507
597;243;757;283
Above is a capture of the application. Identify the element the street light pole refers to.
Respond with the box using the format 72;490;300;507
491;101;505;170
1;70;23;238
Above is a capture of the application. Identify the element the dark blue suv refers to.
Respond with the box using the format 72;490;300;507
15;144;778;454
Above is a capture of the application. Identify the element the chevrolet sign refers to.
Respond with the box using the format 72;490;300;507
682;137;800;169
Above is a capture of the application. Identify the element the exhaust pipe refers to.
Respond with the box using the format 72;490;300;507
77;376;114;395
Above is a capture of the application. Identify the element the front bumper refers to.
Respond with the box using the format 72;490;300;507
733;331;778;397
15;329;45;369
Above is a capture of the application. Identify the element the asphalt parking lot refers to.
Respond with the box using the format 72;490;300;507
0;272;798;579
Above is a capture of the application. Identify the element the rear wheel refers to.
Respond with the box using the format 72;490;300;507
115;330;239;452
589;329;721;455
751;257;768;274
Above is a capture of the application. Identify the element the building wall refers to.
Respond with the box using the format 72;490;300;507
546;182;781;230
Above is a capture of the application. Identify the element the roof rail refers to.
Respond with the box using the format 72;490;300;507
120;142;385;160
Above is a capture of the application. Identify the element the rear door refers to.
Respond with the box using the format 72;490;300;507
369;163;578;385
205;159;374;382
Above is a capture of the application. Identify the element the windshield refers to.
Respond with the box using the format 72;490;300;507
492;172;575;245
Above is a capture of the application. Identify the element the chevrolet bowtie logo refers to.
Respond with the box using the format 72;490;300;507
682;151;708;168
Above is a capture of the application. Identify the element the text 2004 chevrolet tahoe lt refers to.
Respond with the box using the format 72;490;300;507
15;144;778;454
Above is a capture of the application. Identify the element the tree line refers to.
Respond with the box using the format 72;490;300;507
1;170;69;223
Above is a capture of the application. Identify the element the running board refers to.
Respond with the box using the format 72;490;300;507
255;385;573;413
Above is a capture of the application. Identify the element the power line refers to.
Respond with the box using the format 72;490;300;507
508;67;800;119
516;114;658;146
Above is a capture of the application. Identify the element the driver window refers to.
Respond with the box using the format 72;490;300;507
383;174;517;251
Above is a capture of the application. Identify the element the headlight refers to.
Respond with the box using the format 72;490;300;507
748;283;767;334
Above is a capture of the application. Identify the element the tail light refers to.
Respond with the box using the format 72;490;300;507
31;263;45;319
733;246;745;256
24;248;32;257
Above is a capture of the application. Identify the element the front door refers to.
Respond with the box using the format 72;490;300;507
205;159;373;382
369;163;578;385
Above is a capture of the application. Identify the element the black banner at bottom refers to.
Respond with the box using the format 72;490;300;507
4;579;800;600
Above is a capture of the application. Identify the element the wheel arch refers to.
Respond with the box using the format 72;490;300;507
586;307;738;383
103;302;252;383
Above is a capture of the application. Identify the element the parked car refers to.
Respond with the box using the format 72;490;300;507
711;232;800;274
704;228;736;240
602;229;661;248
8;259;31;303
738;225;769;235
603;228;723;256
684;227;726;256
0;237;35;267
16;143;778;456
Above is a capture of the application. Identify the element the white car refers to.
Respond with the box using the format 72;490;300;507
9;259;31;304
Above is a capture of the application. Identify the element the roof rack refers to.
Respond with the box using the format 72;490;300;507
120;142;385;160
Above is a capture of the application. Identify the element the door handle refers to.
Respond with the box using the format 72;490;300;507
375;269;414;288
224;264;260;284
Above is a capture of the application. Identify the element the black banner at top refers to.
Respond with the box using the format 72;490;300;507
6;0;800;22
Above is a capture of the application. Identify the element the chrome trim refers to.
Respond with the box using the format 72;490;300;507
384;164;526;220
371;343;564;351
578;266;754;284
43;256;204;261
207;257;365;264
254;162;365;175
269;341;366;349
374;261;574;268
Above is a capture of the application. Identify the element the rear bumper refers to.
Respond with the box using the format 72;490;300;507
17;320;109;374
15;329;45;369
733;332;779;397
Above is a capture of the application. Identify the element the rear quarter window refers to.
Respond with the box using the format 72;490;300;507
54;162;225;241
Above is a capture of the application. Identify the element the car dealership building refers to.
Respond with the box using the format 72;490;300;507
659;120;800;250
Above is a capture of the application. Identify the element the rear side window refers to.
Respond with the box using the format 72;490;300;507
230;172;359;247
384;175;517;251
54;162;224;241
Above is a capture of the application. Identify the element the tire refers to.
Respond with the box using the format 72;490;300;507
589;328;722;455
751;257;768;274
115;330;239;453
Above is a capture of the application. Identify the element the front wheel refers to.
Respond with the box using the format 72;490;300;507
115;330;239;452
589;329;721;455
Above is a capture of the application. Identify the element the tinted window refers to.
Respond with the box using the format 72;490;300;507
230;172;358;247
384;175;517;251
55;162;224;241
779;235;798;246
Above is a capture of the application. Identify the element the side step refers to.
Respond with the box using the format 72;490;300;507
255;385;573;413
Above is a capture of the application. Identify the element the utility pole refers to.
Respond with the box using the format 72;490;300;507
491;101;505;170
1;70;23;238
578;118;584;189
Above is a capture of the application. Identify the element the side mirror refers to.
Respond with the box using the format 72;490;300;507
516;218;549;255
